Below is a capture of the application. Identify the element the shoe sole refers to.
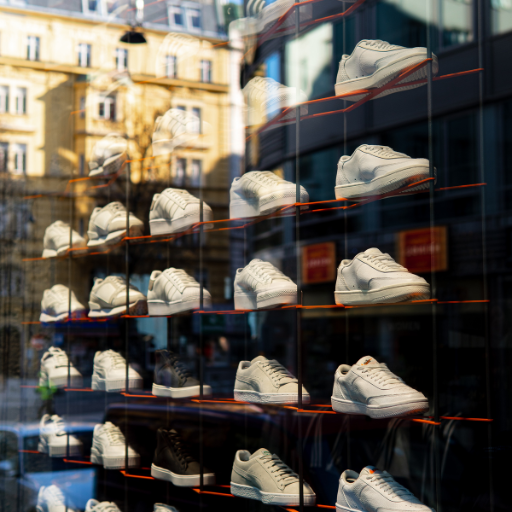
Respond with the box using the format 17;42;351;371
151;463;215;486
92;374;143;393
91;447;139;469
230;482;316;506
39;373;83;389
148;296;211;316
335;504;366;512
335;53;439;102
335;166;433;200
230;191;309;219
43;242;87;259
334;283;430;305
88;299;148;318
149;210;213;236
38;441;82;458
331;396;429;418
234;390;310;404
89;152;127;177
152;383;212;398
234;288;297;310
39;310;87;323
87;225;143;248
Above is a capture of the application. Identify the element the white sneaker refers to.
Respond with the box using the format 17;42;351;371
234;259;297;309
91;421;140;469
39;347;82;388
149;189;213;235
243;77;308;126
230;171;309;218
234;355;309;404
335;145;433;200
335;248;430;305
147;268;212;316
152;109;202;156
42;221;86;258
87;202;143;247
85;499;122;512
88;275;147;318
40;284;86;323
253;0;312;37
331;356;429;418
231;448;316;506
36;485;78;512
88;133;127;177
336;466;432;512
335;39;439;101
91;350;143;392
38;414;82;457
154;504;179;512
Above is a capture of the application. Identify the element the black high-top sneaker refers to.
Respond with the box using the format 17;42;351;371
151;428;215;486
151;349;212;398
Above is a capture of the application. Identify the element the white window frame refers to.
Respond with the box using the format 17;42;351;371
200;59;212;83
115;48;128;71
186;6;202;32
14;87;27;115
165;54;177;78
77;43;91;68
168;4;185;28
12;143;27;175
27;36;40;61
98;94;116;121
0;86;9;114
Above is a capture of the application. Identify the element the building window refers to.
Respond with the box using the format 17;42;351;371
165;55;177;78
98;95;116;121
0;86;8;113
79;154;85;176
191;159;202;186
79;96;86;118
115;48;128;71
14;88;27;115
12;144;27;175
177;105;186;111
187;7;201;30
0;143;8;172
77;43;91;68
191;107;201;134
175;157;186;187
27;36;40;61
200;60;212;83
168;2;202;30
168;4;184;27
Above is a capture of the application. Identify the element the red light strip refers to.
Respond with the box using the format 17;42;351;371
316;506;336;510
120;470;155;480
191;488;235;497
63;459;93;465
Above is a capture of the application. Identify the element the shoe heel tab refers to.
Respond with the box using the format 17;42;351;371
148;271;162;291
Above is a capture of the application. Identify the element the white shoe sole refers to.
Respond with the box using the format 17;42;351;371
234;390;310;404
335;165;432;200
230;482;316;506
38;441;82;458
39;310;87;323
148;295;211;316
87;225;143;248
336;504;366;512
39;373;83;389
88;299;148;318
334;283;430;305
230;190;309;219
91;447;139;469
149;210;213;235
335;52;439;102
152;383;212;398
234;287;297;310
331;396;429;418
92;373;143;392
42;242;87;258
151;463;215;486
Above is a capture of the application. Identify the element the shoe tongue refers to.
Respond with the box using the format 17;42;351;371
360;466;377;477
251;355;268;363
249;258;263;264
363;248;383;256
355;356;380;367
251;448;273;459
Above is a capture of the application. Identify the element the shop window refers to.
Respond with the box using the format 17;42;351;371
12;144;26;175
115;48;128;71
27;35;40;61
98;95;116;121
77;43;91;68
165;55;177;78
0;86;8;113
200;60;212;83
14;87;26;115
0;143;7;172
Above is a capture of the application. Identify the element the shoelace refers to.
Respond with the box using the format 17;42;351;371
260;360;296;386
106;202;126;213
360;364;403;387
249;171;286;188
260;453;298;485
168;353;192;380
365;145;407;159
45;348;70;369
102;350;126;370
165;189;194;209
103;423;126;446
251;261;288;284
366;471;416;498
167;431;195;466
103;276;140;292
45;486;66;505
46;415;67;436
361;253;406;271
91;502;120;512
166;269;197;291
364;39;400;51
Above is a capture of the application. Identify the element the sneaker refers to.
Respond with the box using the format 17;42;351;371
234;355;309;403
91;421;140;469
88;133;127;177
230;171;309;219
335;39;439;101
234;259;297;310
243;77;308;126
91;350;143;392
230;448;316;506
39;347;82;388
336;466;431;512
254;0;312;37
40;284;86;323
331;356;429;418
38;414;82;457
335;248;430;305
148;268;211;316
88;275;147;318
87;202;143;247
85;500;122;512
152;349;212;398
36;485;78;512
151;428;215;486
149;189;213;235
154;504;179;512
335;145;433;200
42;221;86;258
152;109;202;156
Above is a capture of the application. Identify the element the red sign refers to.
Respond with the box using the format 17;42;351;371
302;242;336;284
397;226;447;274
